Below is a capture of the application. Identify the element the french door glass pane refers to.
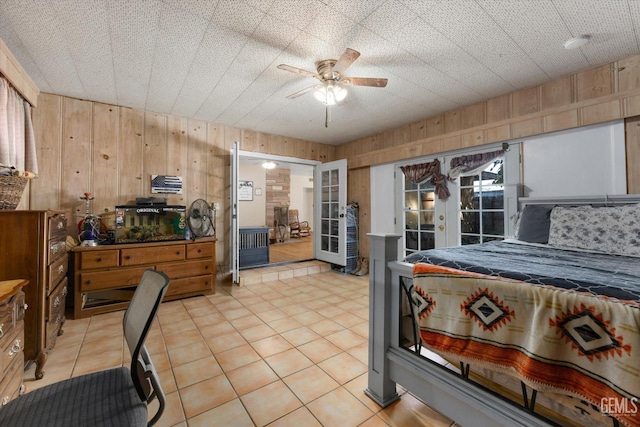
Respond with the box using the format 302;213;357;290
321;168;340;255
459;159;505;244
403;177;437;254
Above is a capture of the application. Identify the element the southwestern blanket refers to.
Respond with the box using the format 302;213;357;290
412;260;640;427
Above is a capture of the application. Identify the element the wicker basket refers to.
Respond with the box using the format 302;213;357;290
0;175;29;210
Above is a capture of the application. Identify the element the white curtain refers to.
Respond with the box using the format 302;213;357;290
0;76;38;174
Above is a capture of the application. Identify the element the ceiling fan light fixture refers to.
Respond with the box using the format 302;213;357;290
262;161;277;169
314;81;347;106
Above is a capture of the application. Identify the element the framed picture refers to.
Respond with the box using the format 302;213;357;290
239;180;253;201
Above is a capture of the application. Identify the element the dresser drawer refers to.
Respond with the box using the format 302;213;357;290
158;259;213;280
48;213;67;239
166;275;213;297
48;235;67;263
47;253;68;294
186;242;214;259
45;279;67;351
78;249;119;270
121;245;185;266
0;325;23;375
0;304;13;348
0;343;23;406
47;278;67;322
79;267;148;292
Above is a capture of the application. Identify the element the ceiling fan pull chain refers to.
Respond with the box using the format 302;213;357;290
325;104;330;128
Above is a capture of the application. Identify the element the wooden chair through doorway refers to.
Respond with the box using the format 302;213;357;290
289;209;310;238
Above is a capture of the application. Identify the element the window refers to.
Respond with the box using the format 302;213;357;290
403;175;436;255
459;159;505;245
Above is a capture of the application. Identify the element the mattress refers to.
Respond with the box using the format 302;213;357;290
405;241;640;427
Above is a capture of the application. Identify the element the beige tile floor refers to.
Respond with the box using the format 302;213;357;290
23;269;457;427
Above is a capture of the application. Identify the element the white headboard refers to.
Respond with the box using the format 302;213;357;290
518;194;640;209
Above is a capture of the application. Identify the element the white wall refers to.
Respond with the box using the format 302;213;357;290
369;120;628;246
290;174;314;231
238;164;266;227
370;163;396;234
522;120;626;197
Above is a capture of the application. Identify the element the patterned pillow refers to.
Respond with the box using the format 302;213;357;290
547;204;640;257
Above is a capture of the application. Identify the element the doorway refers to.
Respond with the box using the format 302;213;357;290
238;154;316;267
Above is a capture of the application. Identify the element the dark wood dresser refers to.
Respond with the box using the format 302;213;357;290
0;279;27;406
0;211;68;380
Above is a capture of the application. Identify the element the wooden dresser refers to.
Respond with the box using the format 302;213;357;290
0;279;27;407
0;211;67;380
70;237;216;319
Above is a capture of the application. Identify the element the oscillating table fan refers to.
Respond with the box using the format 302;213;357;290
187;199;215;239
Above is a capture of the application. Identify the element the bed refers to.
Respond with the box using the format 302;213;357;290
365;195;640;427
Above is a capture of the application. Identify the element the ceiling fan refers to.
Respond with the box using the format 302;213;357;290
277;48;388;127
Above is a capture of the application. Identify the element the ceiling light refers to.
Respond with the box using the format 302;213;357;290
564;35;590;50
314;80;347;106
262;161;277;169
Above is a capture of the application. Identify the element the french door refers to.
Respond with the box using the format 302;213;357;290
230;141;239;284
314;159;347;266
396;146;520;258
396;158;454;257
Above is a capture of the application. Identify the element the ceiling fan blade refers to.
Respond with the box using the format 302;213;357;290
342;77;388;87
277;64;320;79
332;48;360;75
286;84;320;99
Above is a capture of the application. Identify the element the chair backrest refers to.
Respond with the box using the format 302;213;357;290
123;269;170;405
289;209;299;223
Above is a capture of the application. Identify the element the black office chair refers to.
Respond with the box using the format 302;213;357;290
0;269;170;427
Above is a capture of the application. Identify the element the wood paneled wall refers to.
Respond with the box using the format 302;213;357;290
30;93;335;274
337;55;640;179
25;53;640;270
338;54;640;259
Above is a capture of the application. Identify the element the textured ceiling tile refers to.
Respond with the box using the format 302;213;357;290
304;8;357;46
163;0;221;21
51;0;117;104
326;0;386;23
2;1;87;98
477;0;589;80
555;0;639;66
414;0;548;88
209;0;266;40
3;0;640;145
107;0;161;106
267;0;324;30
361;0;418;41
145;1;210;112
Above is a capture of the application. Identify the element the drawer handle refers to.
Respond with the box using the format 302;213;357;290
86;280;92;285
23;303;28;311
198;249;202;253
9;339;22;357
176;251;181;255
58;265;65;275
124;255;130;260
2;396;8;406
56;314;63;324
54;296;61;307
62;285;68;297
52;245;58;254
96;257;102;262
57;222;64;230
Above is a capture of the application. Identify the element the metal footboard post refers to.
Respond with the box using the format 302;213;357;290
364;233;402;407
